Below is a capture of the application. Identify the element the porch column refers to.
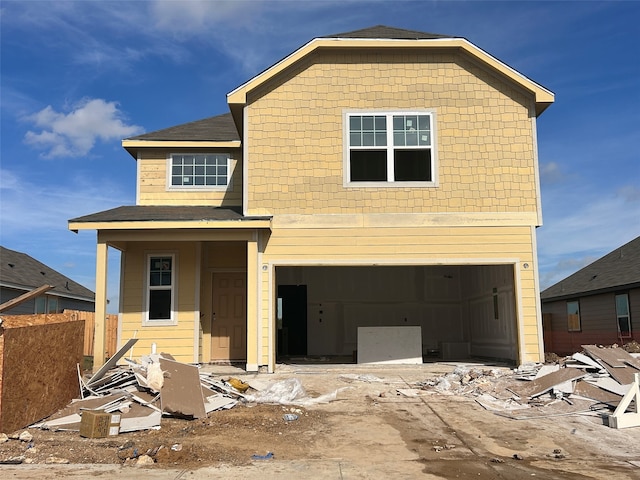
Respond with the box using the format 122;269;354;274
93;238;109;369
246;235;259;372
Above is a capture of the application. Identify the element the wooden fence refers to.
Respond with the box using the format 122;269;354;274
64;310;118;358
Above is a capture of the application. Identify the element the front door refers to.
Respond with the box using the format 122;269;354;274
211;272;246;361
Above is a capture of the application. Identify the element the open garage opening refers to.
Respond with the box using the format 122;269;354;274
275;264;519;365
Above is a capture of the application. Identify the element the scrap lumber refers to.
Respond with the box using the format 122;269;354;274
510;368;586;399
573;381;623;408
608;373;640;429
569;352;607;371
0;284;54;313
581;345;640;385
86;338;139;387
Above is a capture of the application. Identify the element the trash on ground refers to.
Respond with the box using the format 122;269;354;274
413;344;640;428
251;451;274;460
243;377;349;406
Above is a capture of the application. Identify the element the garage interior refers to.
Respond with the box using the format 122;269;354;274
275;264;519;364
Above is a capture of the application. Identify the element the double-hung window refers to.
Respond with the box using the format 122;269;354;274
567;300;581;332
146;255;175;324
170;154;229;188
615;293;631;337
346;111;435;185
35;295;59;314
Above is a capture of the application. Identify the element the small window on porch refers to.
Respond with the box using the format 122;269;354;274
145;254;176;324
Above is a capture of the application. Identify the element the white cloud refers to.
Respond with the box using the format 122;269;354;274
24;98;143;158
617;184;640;203
539;161;565;185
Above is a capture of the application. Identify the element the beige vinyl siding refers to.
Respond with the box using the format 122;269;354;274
259;224;541;364
120;242;199;363
245;50;538;217
137;148;242;206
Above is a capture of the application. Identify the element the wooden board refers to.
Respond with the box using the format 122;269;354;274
582;345;640;385
510;368;586;399
573;381;622;408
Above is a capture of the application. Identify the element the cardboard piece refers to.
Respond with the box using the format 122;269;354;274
79;410;120;438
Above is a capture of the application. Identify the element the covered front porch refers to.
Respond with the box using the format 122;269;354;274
68;206;271;370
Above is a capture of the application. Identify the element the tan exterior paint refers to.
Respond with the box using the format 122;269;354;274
228;38;554;113
244;51;539;217
135;148;243;206
74;32;553;370
258;224;540;365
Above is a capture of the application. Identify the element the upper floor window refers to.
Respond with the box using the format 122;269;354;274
615;293;631;338
567;300;581;332
345;111;435;186
170;154;229;188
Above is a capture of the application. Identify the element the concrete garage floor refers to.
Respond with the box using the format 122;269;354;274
2;361;640;479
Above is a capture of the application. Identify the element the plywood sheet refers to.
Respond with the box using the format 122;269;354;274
159;357;206;419
0;316;84;433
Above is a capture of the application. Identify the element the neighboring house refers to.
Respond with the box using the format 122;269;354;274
69;25;554;371
541;236;640;355
0;246;95;315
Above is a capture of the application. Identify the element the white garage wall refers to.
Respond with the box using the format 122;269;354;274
277;265;466;356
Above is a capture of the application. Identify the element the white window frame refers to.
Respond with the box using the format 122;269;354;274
567;300;581;332
144;253;177;326
343;110;438;187
167;153;231;191
615;293;632;338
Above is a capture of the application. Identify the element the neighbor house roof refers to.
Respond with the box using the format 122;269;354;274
541;236;640;301
69;206;271;232
0;246;95;301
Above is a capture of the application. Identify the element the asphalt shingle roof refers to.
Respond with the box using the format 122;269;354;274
0;246;95;300
322;25;451;40
541;236;640;301
69;206;269;224
126;113;239;142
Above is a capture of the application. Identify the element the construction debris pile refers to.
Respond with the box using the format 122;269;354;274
413;344;640;428
31;351;244;435
26;339;347;440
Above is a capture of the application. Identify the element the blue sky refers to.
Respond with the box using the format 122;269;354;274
1;0;639;311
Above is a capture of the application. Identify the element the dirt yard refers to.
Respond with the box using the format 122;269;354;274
2;361;640;479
